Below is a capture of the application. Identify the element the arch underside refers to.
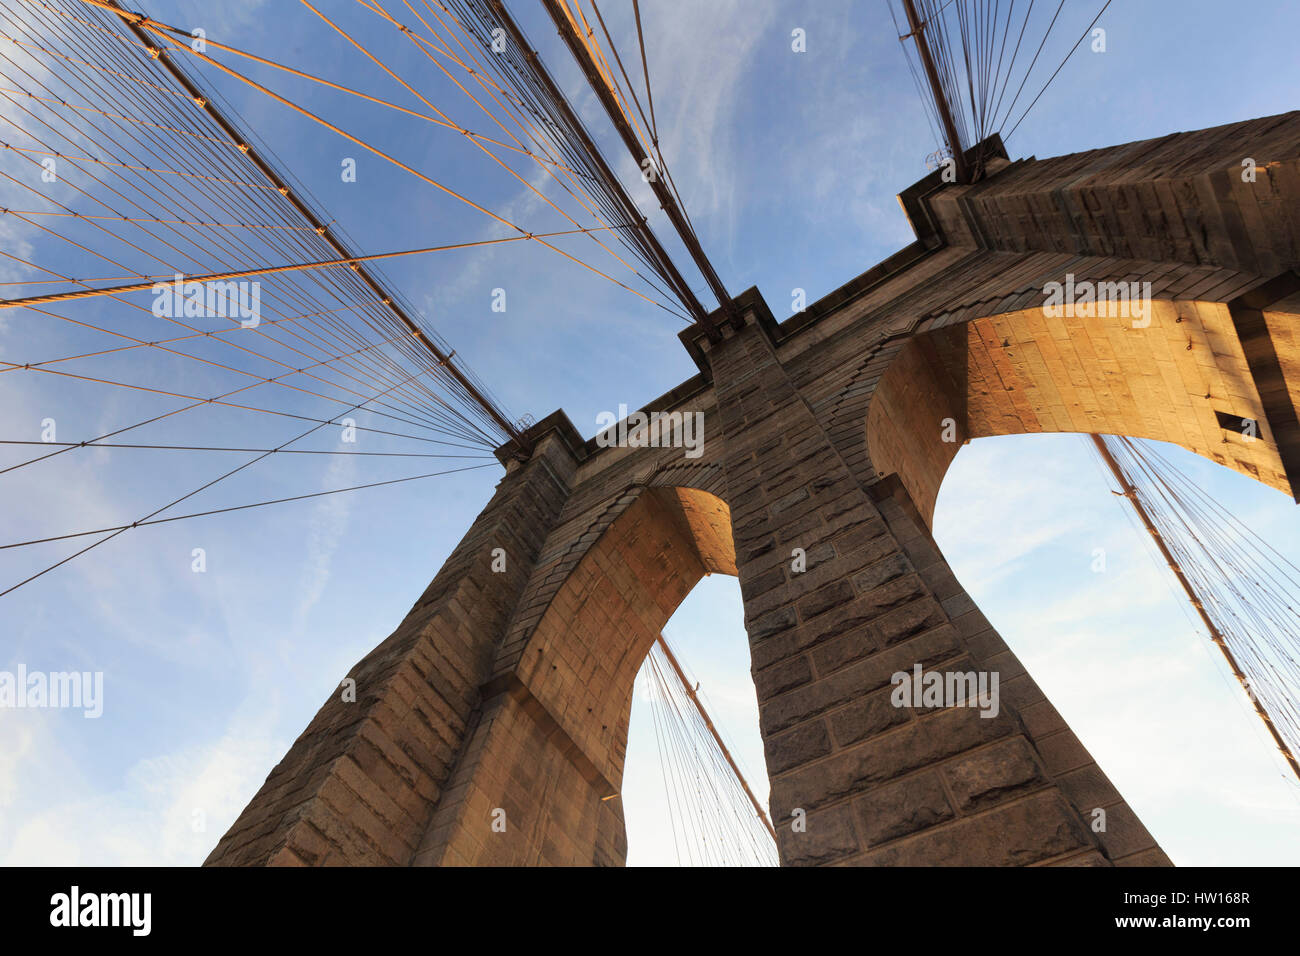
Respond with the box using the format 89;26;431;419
513;485;737;792
867;298;1299;527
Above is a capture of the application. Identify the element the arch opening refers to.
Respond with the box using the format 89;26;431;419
512;486;738;793
929;431;1300;864
622;574;774;866
448;485;756;866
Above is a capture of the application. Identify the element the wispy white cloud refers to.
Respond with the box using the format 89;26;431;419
0;704;283;866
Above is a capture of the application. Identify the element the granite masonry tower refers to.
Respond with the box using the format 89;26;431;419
208;112;1300;866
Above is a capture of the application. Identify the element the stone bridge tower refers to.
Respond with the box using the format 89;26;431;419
207;111;1300;866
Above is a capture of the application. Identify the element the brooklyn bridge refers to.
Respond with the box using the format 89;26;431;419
1;0;1298;868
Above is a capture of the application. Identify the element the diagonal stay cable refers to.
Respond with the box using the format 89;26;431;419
78;0;525;450
0;462;495;551
0;439;493;458
301;0;682;318
0;323;472;479
0;361;435;599
1002;0;1112;142
0;226;614;308
82;4;683;320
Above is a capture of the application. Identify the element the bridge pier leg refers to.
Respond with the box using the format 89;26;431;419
702;310;1170;865
204;429;577;866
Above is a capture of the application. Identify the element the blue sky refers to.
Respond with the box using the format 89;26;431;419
2;0;1299;866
